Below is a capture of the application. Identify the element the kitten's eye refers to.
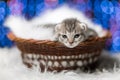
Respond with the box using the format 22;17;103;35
74;34;80;38
62;35;67;38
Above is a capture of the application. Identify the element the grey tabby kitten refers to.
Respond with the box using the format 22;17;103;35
54;18;98;48
42;18;97;48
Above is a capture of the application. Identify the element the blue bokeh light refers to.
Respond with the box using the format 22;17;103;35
0;7;5;15
112;36;120;52
101;0;114;14
0;1;6;24
115;6;120;22
112;31;120;39
111;31;120;52
113;37;120;46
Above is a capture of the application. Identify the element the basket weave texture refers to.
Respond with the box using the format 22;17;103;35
7;31;111;72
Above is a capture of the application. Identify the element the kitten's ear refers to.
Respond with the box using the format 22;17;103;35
55;24;61;32
79;23;88;31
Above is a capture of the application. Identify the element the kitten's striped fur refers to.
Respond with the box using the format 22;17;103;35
54;18;98;48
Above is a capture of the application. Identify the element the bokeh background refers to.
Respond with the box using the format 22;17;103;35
0;0;120;53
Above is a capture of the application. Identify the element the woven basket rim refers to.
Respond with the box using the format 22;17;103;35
7;30;111;47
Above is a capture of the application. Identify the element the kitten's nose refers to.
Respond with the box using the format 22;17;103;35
69;41;73;44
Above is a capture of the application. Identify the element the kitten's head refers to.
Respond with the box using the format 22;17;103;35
55;18;88;48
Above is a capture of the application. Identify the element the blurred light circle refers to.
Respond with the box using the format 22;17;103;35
113;36;120;46
100;0;114;14
115;7;120;21
10;3;22;11
112;31;120;38
8;0;23;15
0;7;5;15
112;31;120;51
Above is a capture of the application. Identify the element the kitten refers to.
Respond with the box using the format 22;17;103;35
42;18;97;48
54;18;98;48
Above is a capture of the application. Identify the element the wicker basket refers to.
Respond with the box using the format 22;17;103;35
7;31;111;72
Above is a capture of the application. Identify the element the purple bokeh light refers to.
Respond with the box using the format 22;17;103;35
112;35;120;52
8;0;23;15
45;0;58;8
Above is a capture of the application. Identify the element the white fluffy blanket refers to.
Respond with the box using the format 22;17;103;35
0;47;120;80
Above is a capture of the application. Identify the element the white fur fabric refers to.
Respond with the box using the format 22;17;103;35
0;47;120;80
4;5;106;40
